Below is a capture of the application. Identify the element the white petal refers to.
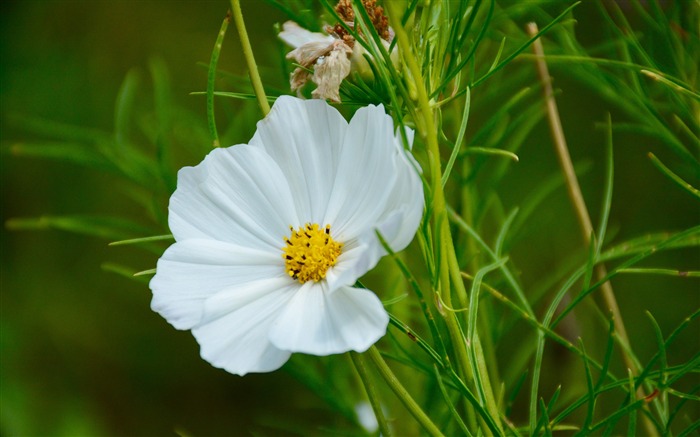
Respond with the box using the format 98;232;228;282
324;104;404;236
279;21;334;48
322;104;424;280
371;150;425;253
149;239;286;330
168;145;298;250
249;96;348;224
192;282;297;376
324;240;371;292
269;283;389;355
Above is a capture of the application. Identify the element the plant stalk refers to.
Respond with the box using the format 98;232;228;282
230;0;270;116
387;3;503;435
366;346;444;437
350;351;392;437
526;22;658;437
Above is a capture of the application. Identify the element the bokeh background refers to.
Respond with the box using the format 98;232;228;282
2;0;698;435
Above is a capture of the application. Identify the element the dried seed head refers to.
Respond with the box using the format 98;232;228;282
362;0;390;41
334;0;391;42
335;0;355;22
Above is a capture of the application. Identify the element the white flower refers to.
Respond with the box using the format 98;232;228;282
150;96;424;376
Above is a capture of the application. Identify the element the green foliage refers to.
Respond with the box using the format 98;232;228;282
3;0;699;435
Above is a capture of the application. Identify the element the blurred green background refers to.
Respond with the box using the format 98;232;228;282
1;0;698;435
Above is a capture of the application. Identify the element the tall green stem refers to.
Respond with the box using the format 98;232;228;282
385;0;465;376
350;352;392;437
526;22;656;437
386;2;503;435
366;346;444;437
230;0;270;116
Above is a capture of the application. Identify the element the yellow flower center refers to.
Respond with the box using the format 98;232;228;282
282;223;343;283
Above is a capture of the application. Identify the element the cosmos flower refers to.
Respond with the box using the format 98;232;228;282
150;96;423;376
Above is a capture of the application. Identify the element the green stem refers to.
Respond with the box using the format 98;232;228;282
230;0;270;116
206;10;231;148
526;22;656;437
387;3;502;435
366;346;444;437
447;242;503;435
350;352;392;437
385;0;465;378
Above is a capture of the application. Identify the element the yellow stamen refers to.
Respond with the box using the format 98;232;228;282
282;223;342;283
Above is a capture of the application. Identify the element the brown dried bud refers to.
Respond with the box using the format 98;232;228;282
335;0;355;22
362;0;390;41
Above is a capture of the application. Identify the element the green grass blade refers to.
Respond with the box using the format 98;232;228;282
6;142;114;171
617;268;700;278
664;353;700;388
678;420;700;437
505;369;528;418
601;231;700;262
580;339;597;433
627;369;638;436
596;318;616;392
646;312;669;423
448;207;534;318
433;0;493;97
462;147;519;161
109;234;174;246
597;115;614;256
494;208;518;258
648;152;700;201
149;57;176;193
472;2;581;88
635;308;700;392
101;263;150;283
666;386;700;433
375;230;448;360
588;399;648;435
387;313;444;368
114;68;141;150
442;86;470;188
433;364;472;437
6;114;112;143
486;37;507;74
6;215;153;240
666;387;700;402
192;91;278;102
553;226;700;328
640;69;700;101
466;257;507;411
207;10;231;148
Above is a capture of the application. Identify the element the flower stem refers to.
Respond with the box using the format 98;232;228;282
230;0;270;116
350;352;392;437
386;3;503;435
366;346;444;437
385;0;466;377
526;22;657;437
